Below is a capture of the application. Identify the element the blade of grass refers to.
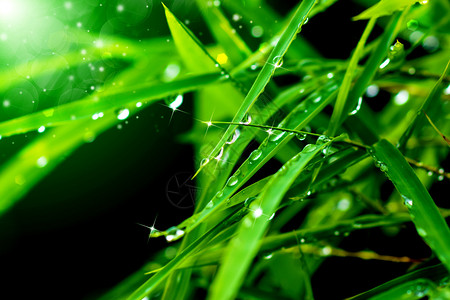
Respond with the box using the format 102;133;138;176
370;139;450;271
196;0;317;177
194;0;252;65
0;73;222;138
364;278;438;300
398;59;450;151
348;264;448;299
126;206;245;300
353;0;418;21
0;71;222;217
423;110;450;146
327;17;377;136
338;10;409;135
208;138;334;300
173;81;339;235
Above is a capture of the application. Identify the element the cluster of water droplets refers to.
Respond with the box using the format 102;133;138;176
148;225;185;242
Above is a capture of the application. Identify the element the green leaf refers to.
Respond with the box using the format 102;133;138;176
194;0;252;65
340;10;409;134
0;73;222;138
127;207;244;300
208;138;334;300
175;79;339;235
327;17;377;136
398;58;450;151
353;0;420;21
0;72;221;217
349;264;448;299
197;0;317;176
163;3;217;74
370;139;450;271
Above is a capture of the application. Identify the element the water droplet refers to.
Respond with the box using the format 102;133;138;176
272;55;283;68
38;126;46;133
168;94;183;110
334;231;340;236
302;144;316;153
36;156;48;168
215;147;224;161
394;90;409;105
379;163;388;172
269;130;286;142
252;208;263;218
348;97;362;115
366;84;379;97
438;175;444;181
263;253;273;260
206;200;214;209
322;145;332;156
438;168;444;174
423;35;439;52
200;158;210;167
296;132;306;141
240;114;252;125
427;171;433;176
313;96;322;103
353;222;363;228
165;227;185;242
226;129;240;144
337;198;351;211
244;197;256;207
269;213;275;220
407;19;419;31
227;175;239;187
116;108;130;120
321;246;332;256
249;149;262;161
417;228;427;237
215;190;223;198
317;135;331;144
162;63;181;82
379;58;390;69
402;196;413;208
251;25;264;38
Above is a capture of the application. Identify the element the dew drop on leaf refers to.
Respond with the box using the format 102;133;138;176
249;149;262;161
227;175;239;187
296;132;306;141
302;144;316;153
116;108;130;120
402;196;413;208
348;97;362;115
269;130;286;142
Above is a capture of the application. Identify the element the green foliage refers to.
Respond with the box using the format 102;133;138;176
1;0;449;299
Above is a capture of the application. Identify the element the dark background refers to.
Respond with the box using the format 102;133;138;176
0;1;447;299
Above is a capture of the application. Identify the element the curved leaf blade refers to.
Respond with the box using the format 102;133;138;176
370;139;450;271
